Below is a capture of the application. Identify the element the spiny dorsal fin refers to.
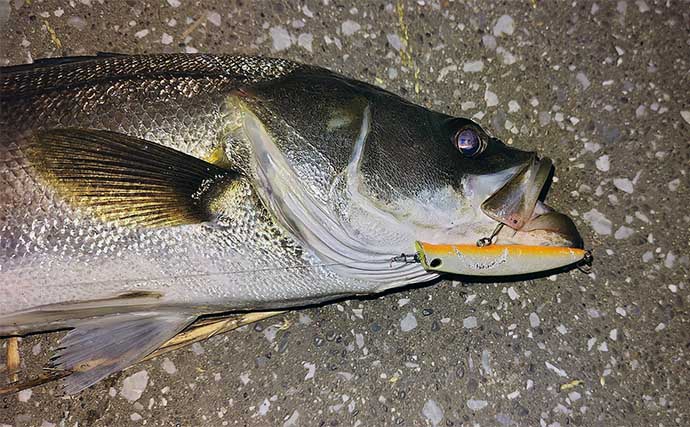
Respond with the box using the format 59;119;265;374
27;128;241;227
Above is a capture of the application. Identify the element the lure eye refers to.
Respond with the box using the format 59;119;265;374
453;128;484;157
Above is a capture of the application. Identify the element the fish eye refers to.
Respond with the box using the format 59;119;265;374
452;128;485;157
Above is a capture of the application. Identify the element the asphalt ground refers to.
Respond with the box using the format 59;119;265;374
1;0;689;426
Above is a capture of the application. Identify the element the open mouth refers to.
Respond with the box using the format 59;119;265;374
415;156;588;277
480;156;583;249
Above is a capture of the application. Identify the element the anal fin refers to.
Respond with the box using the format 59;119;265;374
51;312;195;394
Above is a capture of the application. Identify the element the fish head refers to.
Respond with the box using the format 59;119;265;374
235;69;583;283
347;109;584;250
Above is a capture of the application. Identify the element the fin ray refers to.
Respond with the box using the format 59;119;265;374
27;128;241;227
50;312;195;394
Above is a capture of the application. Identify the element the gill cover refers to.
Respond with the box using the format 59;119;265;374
239;99;436;288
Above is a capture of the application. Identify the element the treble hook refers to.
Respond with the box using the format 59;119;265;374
389;253;420;267
576;249;594;274
477;223;504;247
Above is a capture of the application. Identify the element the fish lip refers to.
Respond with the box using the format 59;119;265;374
478;154;584;249
520;209;584;249
480;155;553;230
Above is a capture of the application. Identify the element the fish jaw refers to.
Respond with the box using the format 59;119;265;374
480;156;553;230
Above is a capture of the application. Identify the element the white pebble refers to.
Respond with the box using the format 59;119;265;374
161;357;177;374
463;60;484;73
664;251;676;269
613;178;634;193
642;251;653;262
508;100;520;113
609;329;618;341
422;399;444;426
576;72;591;90
492;15;514;37
400;312;418;332
595;155;610;172
191;342;205;355
437;65;457;82
298;33;313;52
545;361;567;377
529;312;540;328
467;399;488;410
386;33;403;50
120;370;149;402
258;398;270;416
496;47;517;65
461;101;476;110
341;20;361;36
166;0;180;7
614;226;634;240
270;26;292;51
463;316;478;329
482;35;497;50
302;5;314;18
134;29;150;39
587;337;597;351
583;209;613;235
161;33;173;45
538;111;551;126
206;11;221;26
303;362;316;380
681;111;690;125
668;178;680;191
18;389;32;402
484;88;499;107
507;286;519;301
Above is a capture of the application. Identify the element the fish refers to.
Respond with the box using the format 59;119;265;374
0;53;585;393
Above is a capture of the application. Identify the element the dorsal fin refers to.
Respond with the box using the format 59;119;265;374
0;52;128;73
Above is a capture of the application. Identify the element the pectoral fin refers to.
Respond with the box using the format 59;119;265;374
27;128;242;227
51;312;196;394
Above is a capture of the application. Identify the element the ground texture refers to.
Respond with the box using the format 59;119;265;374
1;0;689;426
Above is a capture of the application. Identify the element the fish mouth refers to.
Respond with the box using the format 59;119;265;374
413;157;586;277
480;156;583;249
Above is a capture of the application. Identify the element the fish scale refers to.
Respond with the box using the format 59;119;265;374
1;55;368;319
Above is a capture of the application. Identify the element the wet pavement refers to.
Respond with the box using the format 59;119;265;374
1;0;689;426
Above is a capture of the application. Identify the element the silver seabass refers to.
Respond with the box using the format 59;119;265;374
0;54;582;392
